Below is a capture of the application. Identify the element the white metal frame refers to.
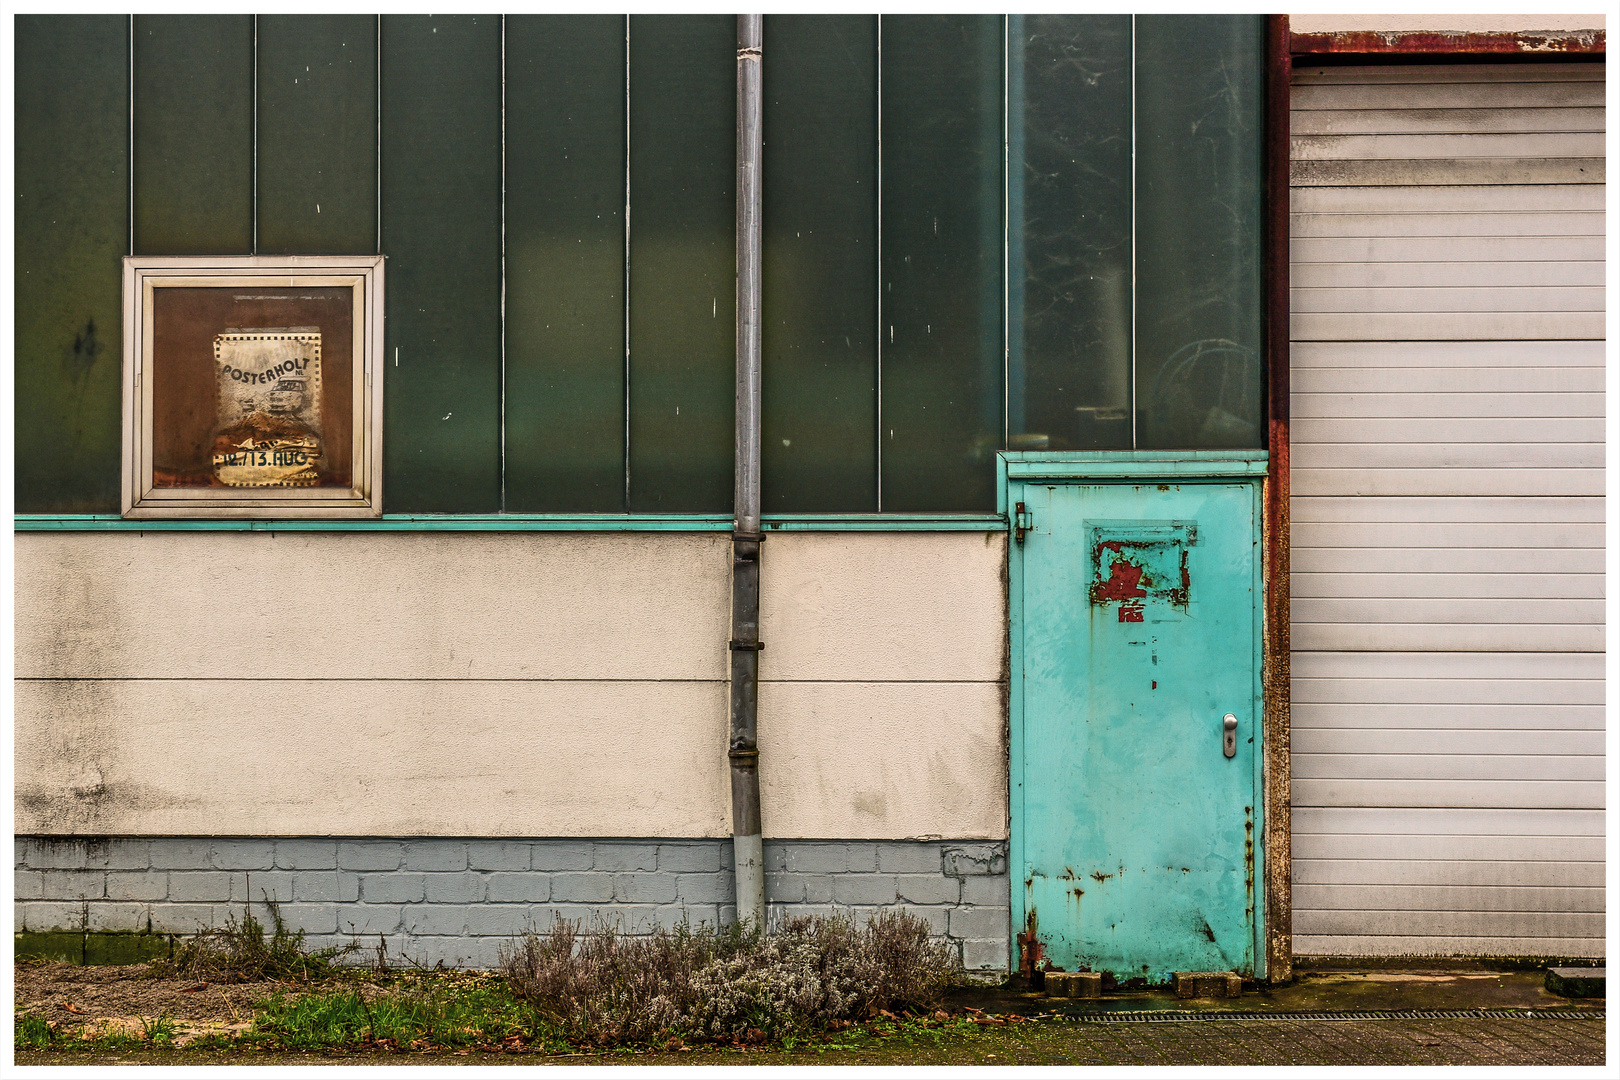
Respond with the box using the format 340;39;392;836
121;255;385;519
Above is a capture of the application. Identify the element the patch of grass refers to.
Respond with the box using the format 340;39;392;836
250;975;556;1052
12;1017;171;1054
500;911;958;1047
148;894;359;983
15;1014;55;1050
139;1014;177;1045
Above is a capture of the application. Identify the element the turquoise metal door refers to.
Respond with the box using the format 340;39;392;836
1008;455;1265;983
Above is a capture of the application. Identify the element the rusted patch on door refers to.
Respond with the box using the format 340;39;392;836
1087;522;1195;621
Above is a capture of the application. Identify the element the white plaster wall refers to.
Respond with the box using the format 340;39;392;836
758;532;1008;839
1289;14;1604;35
15;531;1007;840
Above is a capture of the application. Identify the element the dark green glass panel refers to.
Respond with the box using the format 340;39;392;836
257;15;378;255
380;14;502;512
761;15;878;513
627;15;734;513
505;15;627;513
14;16;128;513
1134;15;1264;450
133;15;252;254
880;14;1003;512
1008;14;1132;452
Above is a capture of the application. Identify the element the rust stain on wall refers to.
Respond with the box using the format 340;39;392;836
1291;29;1605;55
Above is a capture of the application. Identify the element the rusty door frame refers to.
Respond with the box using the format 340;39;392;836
1261;11;1292;985
1000;450;1270;982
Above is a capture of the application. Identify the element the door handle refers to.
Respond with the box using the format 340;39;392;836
1223;714;1238;758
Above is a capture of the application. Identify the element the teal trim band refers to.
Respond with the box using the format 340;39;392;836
16;513;1008;533
762;514;1005;532
996;451;1269;513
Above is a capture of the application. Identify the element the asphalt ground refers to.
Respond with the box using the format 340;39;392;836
14;1013;1607;1067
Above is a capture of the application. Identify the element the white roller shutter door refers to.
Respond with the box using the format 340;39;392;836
1289;62;1605;957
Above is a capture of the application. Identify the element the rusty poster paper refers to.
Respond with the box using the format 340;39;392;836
212;329;323;487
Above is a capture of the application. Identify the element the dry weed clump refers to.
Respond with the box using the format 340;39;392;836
499;911;955;1046
148;897;358;984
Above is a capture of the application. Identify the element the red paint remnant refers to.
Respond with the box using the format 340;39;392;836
1152;680;1157;690
1119;601;1144;623
1091;558;1147;602
1290;29;1604;55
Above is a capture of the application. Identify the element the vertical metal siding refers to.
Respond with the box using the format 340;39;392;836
1288;62;1605;958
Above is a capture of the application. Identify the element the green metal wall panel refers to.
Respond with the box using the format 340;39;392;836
1007;14;1133;452
760;15;879;513
132;15;253;254
504;15;628;512
14;14;1268;523
626;15;735;513
1134;15;1265;451
879;15;1004;512
256;15;379;255
380;14;503;513
14;15;129;513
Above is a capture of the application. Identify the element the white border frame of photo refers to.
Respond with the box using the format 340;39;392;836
120;255;385;519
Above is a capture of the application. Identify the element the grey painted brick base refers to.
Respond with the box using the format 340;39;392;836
15;837;1011;975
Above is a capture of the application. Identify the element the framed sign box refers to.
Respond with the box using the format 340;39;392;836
121;256;384;519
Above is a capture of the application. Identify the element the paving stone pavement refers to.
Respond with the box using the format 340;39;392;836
997;1015;1607;1067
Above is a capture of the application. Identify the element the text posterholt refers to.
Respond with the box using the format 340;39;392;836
212;330;324;487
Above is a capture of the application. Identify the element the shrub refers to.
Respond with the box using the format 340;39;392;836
149;895;358;983
499;911;955;1046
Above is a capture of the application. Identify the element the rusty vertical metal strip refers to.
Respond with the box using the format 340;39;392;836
1260;12;1293;986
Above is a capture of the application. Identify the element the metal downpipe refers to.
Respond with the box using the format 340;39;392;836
730;13;767;933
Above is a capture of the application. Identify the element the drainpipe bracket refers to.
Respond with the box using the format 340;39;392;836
728;640;764;652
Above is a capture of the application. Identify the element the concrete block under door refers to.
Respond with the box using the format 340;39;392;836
1174;971;1243;999
1045;971;1103;998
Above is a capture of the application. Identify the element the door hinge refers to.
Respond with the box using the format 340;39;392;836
1014;501;1033;544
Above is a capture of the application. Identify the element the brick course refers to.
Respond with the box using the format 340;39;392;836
15;836;1011;976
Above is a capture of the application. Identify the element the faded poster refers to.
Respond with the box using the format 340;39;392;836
212;329;323;487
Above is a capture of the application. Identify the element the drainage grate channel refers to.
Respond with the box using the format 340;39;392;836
1048;1009;1605;1024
